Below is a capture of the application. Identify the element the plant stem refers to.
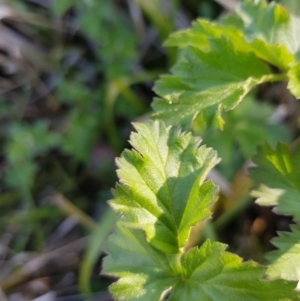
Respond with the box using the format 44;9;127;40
79;208;116;294
21;188;45;251
103;82;122;152
112;78;148;114
262;73;289;83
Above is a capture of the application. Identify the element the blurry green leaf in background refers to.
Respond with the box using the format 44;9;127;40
202;97;292;178
4;121;60;191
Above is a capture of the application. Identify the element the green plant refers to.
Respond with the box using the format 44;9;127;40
0;0;180;295
102;1;300;300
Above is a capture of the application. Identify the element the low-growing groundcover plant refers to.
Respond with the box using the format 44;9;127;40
102;1;300;300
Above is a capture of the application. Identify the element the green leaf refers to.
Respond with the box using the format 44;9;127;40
103;225;176;301
236;0;300;74
164;19;227;50
103;225;299;301
156;1;300;128
287;62;300;98
238;0;300;54
52;0;79;15
166;14;294;71
281;0;300;15
78;1;137;77
4;122;60;190
246;39;294;71
202;97;291;178
153;37;271;129
79;208;116;294
250;144;300;283
110;120;219;253
169;241;298;301
250;143;300;222
62;108;99;161
56;81;90;104
265;225;300;281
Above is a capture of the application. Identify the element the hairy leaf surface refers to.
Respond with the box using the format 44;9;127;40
153;37;271;129
238;0;300;98
166;0;300;68
238;0;300;54
265;225;300;281
111;120;219;253
103;225;299;301
250;143;300;222
153;0;300;130
166;18;294;70
103;226;176;301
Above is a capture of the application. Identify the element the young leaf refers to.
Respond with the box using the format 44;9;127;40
155;0;300;127
237;0;300;83
238;0;300;55
110;120;219;253
164;19;234;50
265;225;300;281
250;143;300;222
165;0;300;71
103;225;299;301
153;37;271;129
167;0;300;57
235;0;300;98
166;18;294;71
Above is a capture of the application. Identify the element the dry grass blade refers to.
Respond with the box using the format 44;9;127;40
0;237;87;292
0;2;55;97
0;287;8;301
52;194;97;231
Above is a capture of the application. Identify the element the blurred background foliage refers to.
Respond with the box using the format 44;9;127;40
0;0;299;300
